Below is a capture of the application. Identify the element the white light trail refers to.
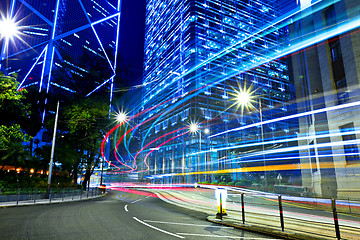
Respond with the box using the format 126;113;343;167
209;99;360;139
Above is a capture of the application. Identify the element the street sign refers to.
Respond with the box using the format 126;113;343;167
277;173;283;180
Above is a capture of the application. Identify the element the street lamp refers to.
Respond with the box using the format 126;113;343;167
0;17;19;40
189;123;200;183
116;111;127;123
233;86;266;186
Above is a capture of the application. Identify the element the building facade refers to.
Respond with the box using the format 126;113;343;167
140;0;298;184
290;0;360;199
0;0;121;101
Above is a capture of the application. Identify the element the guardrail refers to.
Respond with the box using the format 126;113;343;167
0;187;104;206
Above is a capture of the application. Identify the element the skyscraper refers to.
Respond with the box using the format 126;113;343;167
0;0;121;102
140;0;297;184
290;0;360;199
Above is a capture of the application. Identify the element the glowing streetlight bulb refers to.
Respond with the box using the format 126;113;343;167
0;18;19;40
116;112;127;123
189;123;199;133
204;128;210;134
236;91;251;106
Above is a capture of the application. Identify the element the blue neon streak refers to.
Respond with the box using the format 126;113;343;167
193;129;360;156
39;46;48;91
91;12;120;26
85;77;112;97
17;45;47;90
91;25;115;72
51;0;61;39
210;97;360;139
46;46;56;93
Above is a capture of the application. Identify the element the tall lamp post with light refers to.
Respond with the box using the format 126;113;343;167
189;123;200;183
233;86;266;186
189;123;210;183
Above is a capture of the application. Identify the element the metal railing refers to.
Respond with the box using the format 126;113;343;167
0;187;104;206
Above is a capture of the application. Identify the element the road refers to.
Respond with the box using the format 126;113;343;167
0;189;279;240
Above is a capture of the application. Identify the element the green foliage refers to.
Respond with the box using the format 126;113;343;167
214;173;232;183
227;182;235;186
0;74;30;168
235;179;253;186
211;182;218;185
218;182;226;185
0;73;30;126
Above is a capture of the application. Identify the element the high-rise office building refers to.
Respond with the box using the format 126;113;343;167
0;0;121;101
290;0;360;199
140;0;297;184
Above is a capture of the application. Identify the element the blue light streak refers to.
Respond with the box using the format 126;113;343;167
90;12;120;26
17;45;47;90
209;98;360;139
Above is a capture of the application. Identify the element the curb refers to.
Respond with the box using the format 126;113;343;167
207;216;326;240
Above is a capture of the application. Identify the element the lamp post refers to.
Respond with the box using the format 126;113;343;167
47;101;59;193
189;123;200;183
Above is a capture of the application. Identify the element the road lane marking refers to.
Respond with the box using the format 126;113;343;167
131;199;142;204
133;217;185;239
176;233;279;239
124;205;128;212
143;220;233;229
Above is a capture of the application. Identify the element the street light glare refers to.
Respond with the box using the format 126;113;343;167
116;112;127;123
236;91;251;106
0;18;19;40
189;123;199;133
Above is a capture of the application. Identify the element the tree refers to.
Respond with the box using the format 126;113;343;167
61;97;110;189
0;73;30;169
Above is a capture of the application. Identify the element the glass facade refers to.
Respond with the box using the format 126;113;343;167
0;0;121;97
141;0;298;184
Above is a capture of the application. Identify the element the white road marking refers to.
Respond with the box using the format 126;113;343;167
176;233;278;239
144;220;233;229
133;217;185;239
124;205;128;212
131;199;142;204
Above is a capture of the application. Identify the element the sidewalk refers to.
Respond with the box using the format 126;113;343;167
148;188;360;240
0;190;106;208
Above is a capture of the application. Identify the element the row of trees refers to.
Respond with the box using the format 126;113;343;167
0;73;113;189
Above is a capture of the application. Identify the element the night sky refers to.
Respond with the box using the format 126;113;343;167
118;0;146;85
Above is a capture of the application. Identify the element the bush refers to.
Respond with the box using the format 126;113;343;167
211;182;218;185
235;179;253;187
227;182;235;186
218;182;226;185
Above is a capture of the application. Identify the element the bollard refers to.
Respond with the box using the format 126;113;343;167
72;189;74;200
215;189;228;219
241;193;245;224
17;188;20;205
332;199;341;240
49;189;52;202
62;188;65;201
80;189;82;199
278;195;284;232
34;188;37;204
87;189;89;198
219;192;223;220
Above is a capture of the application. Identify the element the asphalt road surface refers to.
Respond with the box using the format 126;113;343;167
0;189;280;240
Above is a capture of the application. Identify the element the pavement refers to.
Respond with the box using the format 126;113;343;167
146;188;360;240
